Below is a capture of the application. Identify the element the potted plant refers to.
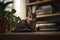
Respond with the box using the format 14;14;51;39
0;0;21;33
8;9;21;32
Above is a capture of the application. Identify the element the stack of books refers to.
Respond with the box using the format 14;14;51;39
36;22;59;31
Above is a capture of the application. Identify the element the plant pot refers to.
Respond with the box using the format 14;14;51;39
0;20;10;33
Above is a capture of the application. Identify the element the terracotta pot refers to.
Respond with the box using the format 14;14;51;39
0;20;10;33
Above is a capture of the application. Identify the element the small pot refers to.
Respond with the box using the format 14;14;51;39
0;20;10;33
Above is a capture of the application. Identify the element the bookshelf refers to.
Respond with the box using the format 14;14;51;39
26;0;53;6
26;0;60;32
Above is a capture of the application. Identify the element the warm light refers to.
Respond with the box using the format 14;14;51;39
13;0;26;20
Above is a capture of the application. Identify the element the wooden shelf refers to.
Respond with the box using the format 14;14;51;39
26;0;53;6
37;13;60;18
3;32;60;35
0;32;60;40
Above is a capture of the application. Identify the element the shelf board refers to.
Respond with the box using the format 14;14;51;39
26;0;52;6
37;13;60;18
3;32;60;35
